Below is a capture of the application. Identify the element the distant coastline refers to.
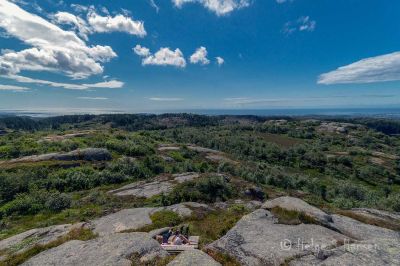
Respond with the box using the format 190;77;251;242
2;107;400;118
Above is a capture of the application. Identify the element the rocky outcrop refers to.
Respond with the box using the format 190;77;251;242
186;145;220;153
108;173;200;198
4;148;111;164
109;180;174;198
329;214;400;240
348;208;400;230
317;122;359;134
92;203;208;236
209;197;400;265
290;237;400;266
0;223;87;256
22;232;167;266
173;172;200;183
262;196;332;224
167;249;221;266
208;209;348;266
41;131;94;142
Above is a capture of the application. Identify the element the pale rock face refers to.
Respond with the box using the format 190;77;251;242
0;223;87;259
3;148;111;164
290;238;400;266
167;249;221;266
108;172;200;198
21;232;168;266
209;197;400;266
208;209;348;266
91;203;209;236
262;196;332;224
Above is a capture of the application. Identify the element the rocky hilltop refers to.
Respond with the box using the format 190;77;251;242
0;196;398;266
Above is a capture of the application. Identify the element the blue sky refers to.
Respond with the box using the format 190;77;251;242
0;0;399;113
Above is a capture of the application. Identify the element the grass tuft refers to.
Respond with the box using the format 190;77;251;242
270;207;319;225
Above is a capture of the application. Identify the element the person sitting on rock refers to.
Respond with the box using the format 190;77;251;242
162;229;173;244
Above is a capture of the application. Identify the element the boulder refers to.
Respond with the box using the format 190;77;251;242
290;237;400;266
208;209;348;266
92;203;207;236
108;173;201;198
0;223;87;256
92;208;155;236
244;187;266;201
167;249;221;266
22;232;168;266
262;196;332;224
329;214;400;241
108;180;174;198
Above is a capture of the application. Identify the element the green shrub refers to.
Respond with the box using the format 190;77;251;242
166;176;235;204
45;193;71;212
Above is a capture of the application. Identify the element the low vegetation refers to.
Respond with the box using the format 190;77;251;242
270;206;319;225
1;113;400;256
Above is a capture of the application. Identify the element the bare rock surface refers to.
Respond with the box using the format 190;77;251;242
0;223;86;256
109;180;174;198
41;131;94;142
262;196;332;224
22;232;167;266
187;145;220;153
173;172;200;183
208;209;347;266
109;173;201;198
290;237;400;266
167;249;221;266
350;208;400;225
329;214;400;240
92;203;207;236
3;148;111;164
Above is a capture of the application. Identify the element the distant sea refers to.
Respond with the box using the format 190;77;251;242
2;108;400;118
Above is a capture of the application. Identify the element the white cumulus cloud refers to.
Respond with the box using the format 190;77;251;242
318;52;400;84
216;56;225;66
172;0;250;16
52;11;91;40
87;10;146;37
133;45;151;57
135;46;186;68
190;46;210;65
0;0;117;80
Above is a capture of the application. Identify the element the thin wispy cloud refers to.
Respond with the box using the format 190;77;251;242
172;0;251;16
2;75;124;90
318;52;400;84
0;84;30;92
77;97;108;100
283;16;316;35
148;97;184;101
149;0;160;13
